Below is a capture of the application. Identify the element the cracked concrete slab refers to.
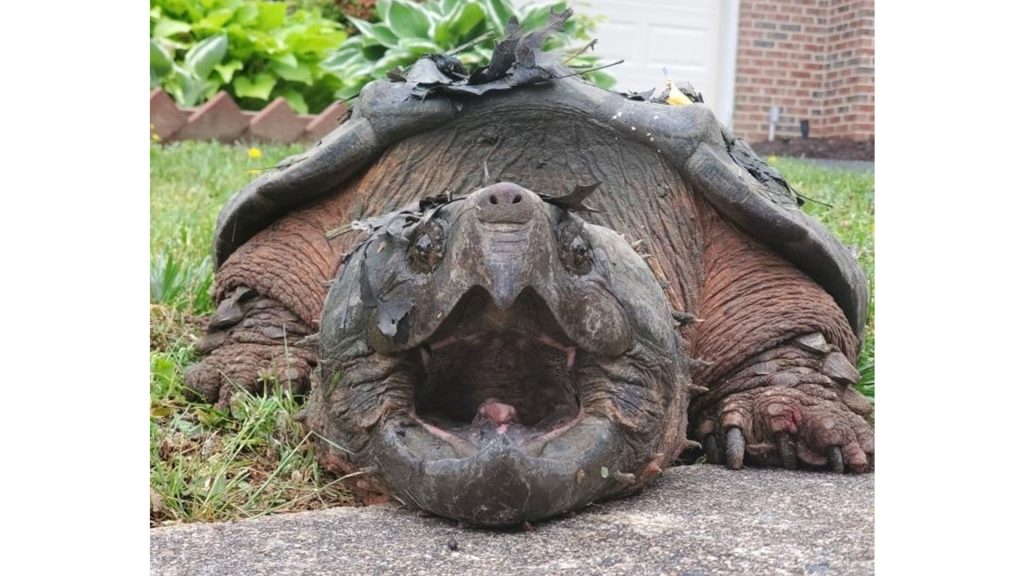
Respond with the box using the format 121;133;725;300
151;465;873;576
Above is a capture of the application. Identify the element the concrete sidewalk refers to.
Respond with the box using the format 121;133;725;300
151;465;873;576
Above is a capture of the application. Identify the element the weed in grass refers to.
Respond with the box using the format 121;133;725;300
150;253;214;315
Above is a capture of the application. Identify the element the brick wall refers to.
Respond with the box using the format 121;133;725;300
733;0;874;142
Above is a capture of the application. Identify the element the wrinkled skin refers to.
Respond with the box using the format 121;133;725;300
307;184;687;525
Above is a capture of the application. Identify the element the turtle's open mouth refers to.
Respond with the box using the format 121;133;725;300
411;287;584;451
315;184;686;525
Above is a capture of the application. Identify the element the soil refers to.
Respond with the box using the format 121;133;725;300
751;137;874;161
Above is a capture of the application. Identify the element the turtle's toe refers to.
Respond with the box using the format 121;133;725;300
184;342;315;407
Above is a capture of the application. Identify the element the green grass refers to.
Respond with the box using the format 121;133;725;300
766;157;875;400
150;142;355;526
150;143;874;525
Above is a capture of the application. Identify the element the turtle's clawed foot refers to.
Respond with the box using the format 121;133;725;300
695;383;873;473
184;287;318;407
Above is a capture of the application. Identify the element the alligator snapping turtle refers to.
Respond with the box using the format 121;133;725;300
187;12;873;526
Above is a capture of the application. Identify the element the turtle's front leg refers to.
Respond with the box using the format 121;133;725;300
688;209;873;472
185;287;319;406
186;194;349;407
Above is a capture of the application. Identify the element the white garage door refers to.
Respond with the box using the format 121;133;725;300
516;0;739;125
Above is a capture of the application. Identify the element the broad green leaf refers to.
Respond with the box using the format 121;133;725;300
247;28;281;53
420;0;446;17
195;8;236;33
371;24;400;47
375;0;392;21
271;60;313;85
371;50;415;75
231;2;259;25
479;0;514;30
233;72;277;100
153;18;191;38
278;88;309;115
440;0;462;15
271;52;298;68
224;24;256;60
184;33;228;79
347;17;400;48
213;60;244;83
256;1;286;30
150;38;174;77
397;38;441;57
433;1;486;47
284;27;346;55
167;65;209;107
386;0;432;39
321;48;362;73
336;84;363;101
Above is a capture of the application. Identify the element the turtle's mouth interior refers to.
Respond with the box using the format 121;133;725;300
411;288;582;441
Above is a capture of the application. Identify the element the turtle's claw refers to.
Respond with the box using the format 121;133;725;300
827;445;844;474
725;427;745;470
703;434;722;465
776;432;797;470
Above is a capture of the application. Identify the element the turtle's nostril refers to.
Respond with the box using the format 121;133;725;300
475;183;537;223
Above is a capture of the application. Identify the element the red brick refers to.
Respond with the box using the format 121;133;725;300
304;101;350;143
150;89;188;142
244;98;309;144
172;91;249;143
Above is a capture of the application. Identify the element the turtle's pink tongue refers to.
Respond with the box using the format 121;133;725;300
476;400;519;433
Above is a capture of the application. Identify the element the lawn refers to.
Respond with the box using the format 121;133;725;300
150;142;875;526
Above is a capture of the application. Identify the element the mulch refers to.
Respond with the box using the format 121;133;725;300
750;137;874;161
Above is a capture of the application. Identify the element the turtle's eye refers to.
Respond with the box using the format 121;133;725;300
409;220;445;273
558;221;592;276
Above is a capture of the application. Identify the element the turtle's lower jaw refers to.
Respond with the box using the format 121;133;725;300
369;413;633;526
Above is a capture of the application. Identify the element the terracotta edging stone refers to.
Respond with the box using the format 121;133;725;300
245;98;310;143
150;89;188;141
150;89;350;144
173;92;251;143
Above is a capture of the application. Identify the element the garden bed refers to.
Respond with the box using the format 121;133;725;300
751;137;874;161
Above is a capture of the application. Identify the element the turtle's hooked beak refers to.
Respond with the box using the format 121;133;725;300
471;182;542;309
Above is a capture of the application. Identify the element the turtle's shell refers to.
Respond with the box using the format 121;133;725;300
213;73;868;338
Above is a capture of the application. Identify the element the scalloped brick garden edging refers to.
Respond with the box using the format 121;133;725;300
150;89;349;145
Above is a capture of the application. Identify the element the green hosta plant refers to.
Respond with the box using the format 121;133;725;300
323;0;613;100
150;0;348;114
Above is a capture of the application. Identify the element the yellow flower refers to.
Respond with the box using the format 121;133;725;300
151;132;161;142
767;155;778;163
248;147;263;159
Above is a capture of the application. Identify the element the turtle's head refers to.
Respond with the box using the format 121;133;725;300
312;182;688;525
